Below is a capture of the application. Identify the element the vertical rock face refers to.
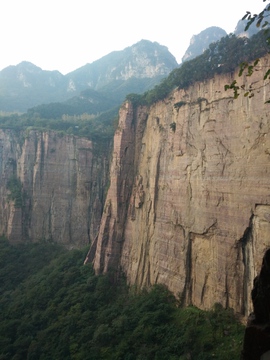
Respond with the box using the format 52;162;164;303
87;55;270;315
0;130;108;247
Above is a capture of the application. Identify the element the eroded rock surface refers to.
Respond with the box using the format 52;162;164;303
0;130;108;247
87;55;270;314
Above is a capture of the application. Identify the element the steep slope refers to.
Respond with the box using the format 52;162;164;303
67;40;178;91
86;54;270;317
0;130;109;246
182;27;227;62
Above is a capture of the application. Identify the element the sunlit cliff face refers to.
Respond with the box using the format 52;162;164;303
0;130;108;247
88;54;270;317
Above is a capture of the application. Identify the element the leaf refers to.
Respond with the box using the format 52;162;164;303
247;65;254;76
242;12;250;20
238;62;248;76
256;19;263;27
253;59;260;67
263;69;270;80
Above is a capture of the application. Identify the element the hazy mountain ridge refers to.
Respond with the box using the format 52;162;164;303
0;40;178;113
67;40;177;90
0;10;267;115
27;88;118;119
0;61;69;112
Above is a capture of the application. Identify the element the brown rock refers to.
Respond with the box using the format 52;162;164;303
87;54;270;315
0;130;108;247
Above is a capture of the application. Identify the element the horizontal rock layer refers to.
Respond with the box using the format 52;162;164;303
87;55;270;315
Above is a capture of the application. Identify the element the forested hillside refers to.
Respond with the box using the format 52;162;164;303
0;238;244;359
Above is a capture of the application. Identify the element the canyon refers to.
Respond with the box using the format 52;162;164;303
1;55;270;316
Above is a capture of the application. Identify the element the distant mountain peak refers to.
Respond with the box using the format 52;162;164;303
67;39;178;90
4;61;43;74
182;26;227;62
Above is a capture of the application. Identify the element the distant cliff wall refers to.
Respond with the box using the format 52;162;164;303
86;55;270;316
0;130;109;247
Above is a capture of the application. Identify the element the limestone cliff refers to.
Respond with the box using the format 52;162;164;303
0;130;108;247
86;55;270;316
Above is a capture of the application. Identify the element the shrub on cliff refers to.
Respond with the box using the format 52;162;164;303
6;176;24;208
126;30;270;107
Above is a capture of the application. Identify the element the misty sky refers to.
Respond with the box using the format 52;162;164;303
0;0;266;74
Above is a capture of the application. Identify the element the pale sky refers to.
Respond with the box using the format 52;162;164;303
0;0;266;75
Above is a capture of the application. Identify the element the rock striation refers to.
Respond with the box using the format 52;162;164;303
0;130;108;247
86;54;270;315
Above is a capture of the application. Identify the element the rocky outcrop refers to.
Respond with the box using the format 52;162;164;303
86;54;270;315
0;130;108;247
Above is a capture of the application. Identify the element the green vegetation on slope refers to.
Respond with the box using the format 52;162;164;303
0;238;244;360
6;176;23;208
0;106;119;144
0;30;269;144
127;31;270;106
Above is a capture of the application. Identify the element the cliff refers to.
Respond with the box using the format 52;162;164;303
86;54;270;316
0;130;108;247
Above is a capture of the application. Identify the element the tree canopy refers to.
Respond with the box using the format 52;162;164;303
0;238;244;359
225;0;270;100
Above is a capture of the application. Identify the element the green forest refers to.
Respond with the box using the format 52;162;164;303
0;238;244;360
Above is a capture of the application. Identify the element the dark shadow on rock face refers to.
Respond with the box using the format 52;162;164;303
241;249;270;360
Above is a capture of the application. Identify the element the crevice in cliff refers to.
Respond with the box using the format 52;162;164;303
153;150;161;220
135;242;151;288
200;273;209;305
225;272;229;309
179;231;193;306
39;133;45;184
239;214;254;316
88;102;139;275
